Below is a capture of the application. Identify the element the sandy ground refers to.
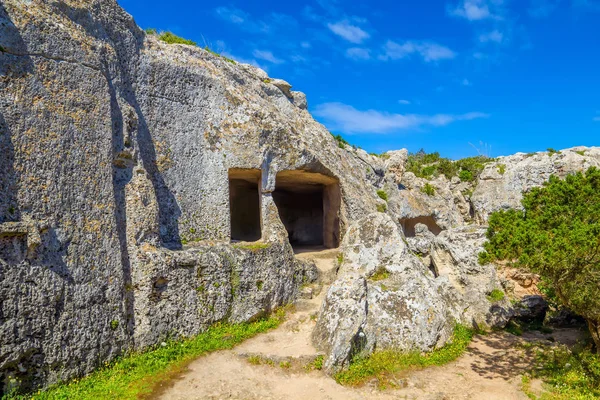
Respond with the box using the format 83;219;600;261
152;249;583;400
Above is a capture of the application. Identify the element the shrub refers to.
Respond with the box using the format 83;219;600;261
157;31;196;46
486;288;505;302
331;133;349;149
421;183;436;196
479;167;600;351
547;148;559;155
376;203;387;213
405;150;491;181
497;164;506;175
459;169;473;182
376;190;388;201
144;28;157;35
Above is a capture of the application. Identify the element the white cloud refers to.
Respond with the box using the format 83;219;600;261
594;117;600;122
215;7;297;34
479;30;504;43
313;102;489;134
252;49;284;64
345;47;371;60
380;40;457;62
215;6;247;24
398;99;411;105
449;0;498;20
300;41;312;49
462;78;472;86
327;20;370;43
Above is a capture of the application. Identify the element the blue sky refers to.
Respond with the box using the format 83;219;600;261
119;0;600;158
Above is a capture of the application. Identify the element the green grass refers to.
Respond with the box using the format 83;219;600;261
547;148;559;155
335;325;473;389
14;312;286;400
369;267;390;282
575;150;586;156
376;203;387;213
376;190;388;202
421;183;436;196
336;253;344;266
233;242;270;251
157;31;197;46
522;343;600;400
497;164;506;175
487;288;505;302
304;355;324;371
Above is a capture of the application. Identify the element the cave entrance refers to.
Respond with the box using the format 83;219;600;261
273;170;340;250
399;216;442;237
229;169;262;242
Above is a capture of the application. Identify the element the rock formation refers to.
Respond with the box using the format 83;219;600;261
0;0;598;393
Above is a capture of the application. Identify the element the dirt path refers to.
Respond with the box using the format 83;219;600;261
153;250;581;400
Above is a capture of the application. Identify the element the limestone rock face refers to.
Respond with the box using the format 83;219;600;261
431;226;512;328
313;214;454;372
1;0;599;392
472;148;600;222
0;0;371;390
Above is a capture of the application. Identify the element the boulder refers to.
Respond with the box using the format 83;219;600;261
291;90;307;109
512;295;548;322
431;226;512;328
313;214;454;372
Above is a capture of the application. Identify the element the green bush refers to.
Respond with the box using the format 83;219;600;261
459;169;474;182
332;133;349;149
376;190;388;201
405;150;491;181
479;167;600;351
486;288;505;302
497;164;506;175
421;183;436;196
376;203;387;213
157;31;197;46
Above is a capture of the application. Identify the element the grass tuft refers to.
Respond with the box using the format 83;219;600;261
487;288;505;302
369;267;390;282
376;190;388;202
157;31;196;46
421;183;436;196
18;313;286;399
335;324;473;389
233;242;269;251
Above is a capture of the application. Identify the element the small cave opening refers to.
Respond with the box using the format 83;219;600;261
399;216;442;237
229;169;262;242
273;170;340;250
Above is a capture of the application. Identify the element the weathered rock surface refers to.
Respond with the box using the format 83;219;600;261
431;226;512;329
472;147;600;222
0;0;368;391
1;0;598;393
313;214;454;372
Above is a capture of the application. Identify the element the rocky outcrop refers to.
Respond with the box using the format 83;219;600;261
1;0;598;393
0;0;368;391
431;227;512;329
472;147;600;222
313;214;455;372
